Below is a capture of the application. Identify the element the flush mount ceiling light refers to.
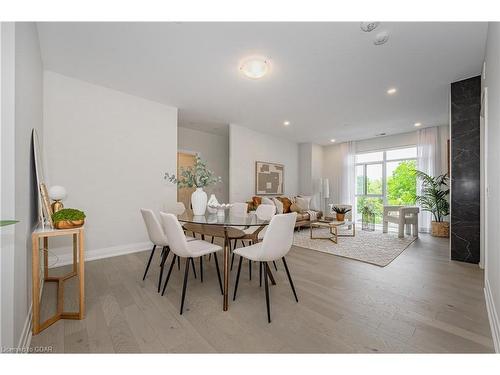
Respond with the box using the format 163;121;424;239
240;57;270;79
387;87;397;95
374;31;390;46
414;122;422;127
360;22;380;32
283;121;290;126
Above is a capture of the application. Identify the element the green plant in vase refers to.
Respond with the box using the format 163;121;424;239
332;206;351;222
165;155;222;215
415;171;450;237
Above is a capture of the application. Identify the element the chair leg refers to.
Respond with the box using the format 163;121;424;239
272;260;278;271
190;257;197;279
199;256;203;283
211;236;214;243
180;257;190;314
263;262;271;323
177;255;180;270
233;256;243;300
142;245;156;280
282;257;298;302
248;260;252;280
160;247;165;264
158;246;170;293
213;252;223;295
231;253;235;271
259;262;262;287
161;254;177;296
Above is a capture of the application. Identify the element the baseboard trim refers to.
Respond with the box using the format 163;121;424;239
49;241;151;268
485;278;500;353
17;303;32;351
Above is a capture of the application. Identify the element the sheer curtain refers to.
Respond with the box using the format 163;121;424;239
340;141;356;219
417;126;440;232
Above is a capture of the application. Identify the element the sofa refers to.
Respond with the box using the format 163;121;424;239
246;195;322;229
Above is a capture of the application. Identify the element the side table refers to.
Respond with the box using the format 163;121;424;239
31;225;85;334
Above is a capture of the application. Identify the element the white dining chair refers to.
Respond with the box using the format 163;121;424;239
228;202;249;269
160;213;224;315
141;209;196;293
232;204;277;279
232;212;298;323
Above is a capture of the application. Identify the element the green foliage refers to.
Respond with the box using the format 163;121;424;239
367;178;382;195
52;208;86;223
415;171;449;222
165;155;222;188
332;206;351;214
0;220;19;227
357;197;383;223
387;160;417;205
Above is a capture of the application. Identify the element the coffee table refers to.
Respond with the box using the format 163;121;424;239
310;220;355;243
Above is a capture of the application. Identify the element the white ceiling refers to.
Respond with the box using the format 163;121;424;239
37;22;487;144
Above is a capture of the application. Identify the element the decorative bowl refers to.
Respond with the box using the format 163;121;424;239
54;219;84;229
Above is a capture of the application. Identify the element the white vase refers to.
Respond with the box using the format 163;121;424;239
207;194;219;214
191;187;207;215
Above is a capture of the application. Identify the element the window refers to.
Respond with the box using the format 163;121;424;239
355;146;417;225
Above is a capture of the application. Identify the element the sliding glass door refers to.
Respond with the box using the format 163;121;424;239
355;147;417;225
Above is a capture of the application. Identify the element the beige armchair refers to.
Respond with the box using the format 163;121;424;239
382;205;419;238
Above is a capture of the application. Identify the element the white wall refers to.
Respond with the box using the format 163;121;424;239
229;124;299;203
298;143;323;210
483;22;500;352
0;22;43;349
43;71;178;263
178;127;229;203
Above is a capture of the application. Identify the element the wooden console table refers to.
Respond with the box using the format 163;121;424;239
31;225;85;335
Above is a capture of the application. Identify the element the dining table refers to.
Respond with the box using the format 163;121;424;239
177;210;272;311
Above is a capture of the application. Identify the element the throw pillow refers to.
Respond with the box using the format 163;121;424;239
296;196;311;211
252;196;262;207
262;197;274;206
290;203;302;213
277;196;292;213
272;197;284;214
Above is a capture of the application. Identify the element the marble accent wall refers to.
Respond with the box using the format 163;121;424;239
450;76;481;263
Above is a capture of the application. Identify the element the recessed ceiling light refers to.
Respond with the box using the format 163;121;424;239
360;22;380;32
330;139;336;143
240;57;269;79
283;121;290;126
387;87;397;95
414;122;422;127
374;31;390;46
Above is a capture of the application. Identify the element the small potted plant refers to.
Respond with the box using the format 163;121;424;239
332;206;351;222
52;208;86;229
415;171;450;237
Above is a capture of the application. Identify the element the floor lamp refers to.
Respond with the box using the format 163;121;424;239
322;178;330;215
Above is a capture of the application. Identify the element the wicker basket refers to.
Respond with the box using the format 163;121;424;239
431;221;449;238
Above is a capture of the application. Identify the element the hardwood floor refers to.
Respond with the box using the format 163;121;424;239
30;234;494;353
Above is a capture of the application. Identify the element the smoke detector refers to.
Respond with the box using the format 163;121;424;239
374;31;389;45
375;132;387;137
360;22;380;32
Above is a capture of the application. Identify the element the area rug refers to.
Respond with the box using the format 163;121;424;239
293;226;417;267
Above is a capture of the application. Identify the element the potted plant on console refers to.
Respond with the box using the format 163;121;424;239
415;171;450;237
52;208;86;229
165;155;222;216
332;206;351;222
